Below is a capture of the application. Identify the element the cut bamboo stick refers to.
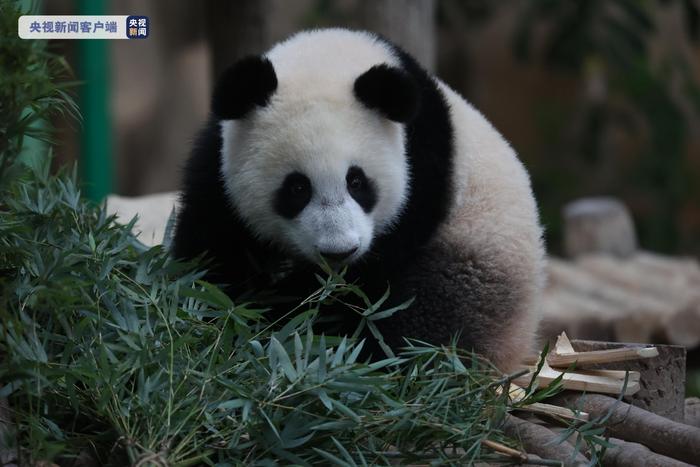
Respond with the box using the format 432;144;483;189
548;332;658;368
502;383;591;422
514;362;640;395
515;402;590;422
549;346;658;367
480;439;527;461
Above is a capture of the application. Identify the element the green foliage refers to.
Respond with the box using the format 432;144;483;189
688;368;700;398
512;0;700;254
0;0;78;186
0;164;535;465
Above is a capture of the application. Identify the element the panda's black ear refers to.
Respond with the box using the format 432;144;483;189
212;55;278;120
353;64;420;123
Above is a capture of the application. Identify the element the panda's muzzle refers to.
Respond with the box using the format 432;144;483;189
319;247;358;262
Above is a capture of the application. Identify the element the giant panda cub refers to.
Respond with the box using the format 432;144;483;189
173;28;545;371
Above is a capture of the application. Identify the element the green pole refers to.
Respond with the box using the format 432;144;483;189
17;0;47;170
77;0;112;202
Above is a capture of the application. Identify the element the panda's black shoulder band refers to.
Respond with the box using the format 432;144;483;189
353;64;420;123
212;55;278;120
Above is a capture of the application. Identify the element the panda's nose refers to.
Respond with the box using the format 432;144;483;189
320;247;358;261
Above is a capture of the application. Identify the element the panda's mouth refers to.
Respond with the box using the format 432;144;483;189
313;247;363;269
319;247;358;263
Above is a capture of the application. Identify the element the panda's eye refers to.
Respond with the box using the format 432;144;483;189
348;175;363;191
290;181;308;196
283;172;311;198
346;167;366;192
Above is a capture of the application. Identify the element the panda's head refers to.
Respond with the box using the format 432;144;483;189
215;47;420;265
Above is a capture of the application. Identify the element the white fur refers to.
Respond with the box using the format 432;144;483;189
220;30;409;262
435;80;545;363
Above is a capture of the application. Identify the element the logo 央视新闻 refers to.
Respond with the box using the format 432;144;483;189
18;15;139;40
126;15;148;39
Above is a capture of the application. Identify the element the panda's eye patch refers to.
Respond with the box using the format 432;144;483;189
275;172;312;219
346;166;377;213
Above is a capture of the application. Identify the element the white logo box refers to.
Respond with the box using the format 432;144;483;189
18;15;137;39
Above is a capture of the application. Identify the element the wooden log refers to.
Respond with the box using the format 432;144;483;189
601;437;694;467
502;414;589;466
539;288;639;343
547;259;671;316
538;287;658;348
576;254;696;302
665;300;700;348
686;397;700;428
545;259;672;342
563;197;637;258
631;251;700;284
545;254;700;348
575;254;700;347
551;393;700;465
543;428;696;466
571;340;686;422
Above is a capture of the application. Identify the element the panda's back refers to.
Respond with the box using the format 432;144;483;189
437;80;541;241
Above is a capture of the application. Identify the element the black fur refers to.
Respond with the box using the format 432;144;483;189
353;64;420;123
351;40;454;290
274;172;313;219
212;55;277;120
173;121;253;286
173;120;322;303
173;35;455;357
346;166;377;213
